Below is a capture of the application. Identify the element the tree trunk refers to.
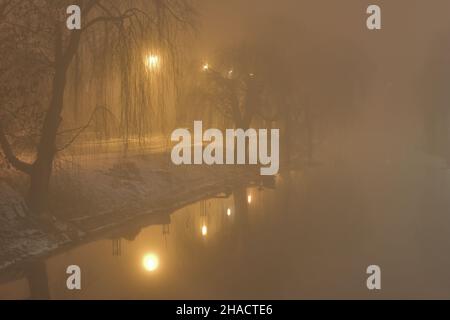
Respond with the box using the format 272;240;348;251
26;260;50;300
28;156;55;215
26;27;80;215
27;60;67;214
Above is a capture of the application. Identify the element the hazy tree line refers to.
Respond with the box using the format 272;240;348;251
177;19;371;167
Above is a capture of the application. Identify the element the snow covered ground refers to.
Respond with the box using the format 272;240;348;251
0;150;260;272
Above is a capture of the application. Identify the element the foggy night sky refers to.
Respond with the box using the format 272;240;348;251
194;0;450;157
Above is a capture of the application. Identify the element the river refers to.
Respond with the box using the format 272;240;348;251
1;158;450;299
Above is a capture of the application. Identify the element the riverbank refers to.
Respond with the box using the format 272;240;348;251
0;151;263;272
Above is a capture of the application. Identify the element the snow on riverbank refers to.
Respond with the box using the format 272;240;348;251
0;180;68;271
0;152;260;272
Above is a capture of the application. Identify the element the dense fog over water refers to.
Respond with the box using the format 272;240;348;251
1;0;450;300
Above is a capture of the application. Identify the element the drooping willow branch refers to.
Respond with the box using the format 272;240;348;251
57;105;117;152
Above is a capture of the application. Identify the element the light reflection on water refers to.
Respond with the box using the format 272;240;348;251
201;225;208;237
0;175;278;300
2;166;450;299
142;254;160;272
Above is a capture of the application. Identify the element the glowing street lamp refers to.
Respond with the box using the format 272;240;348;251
227;208;232;216
202;63;210;71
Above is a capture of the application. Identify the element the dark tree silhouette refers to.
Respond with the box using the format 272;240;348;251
0;0;195;215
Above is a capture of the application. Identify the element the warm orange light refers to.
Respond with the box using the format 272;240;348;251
201;225;208;237
247;195;252;204
202;63;209;71
227;208;232;216
142;253;159;272
145;54;160;70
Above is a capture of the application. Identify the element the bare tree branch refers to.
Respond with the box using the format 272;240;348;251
0;120;32;174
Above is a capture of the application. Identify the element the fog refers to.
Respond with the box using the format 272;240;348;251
197;0;450;161
1;0;450;300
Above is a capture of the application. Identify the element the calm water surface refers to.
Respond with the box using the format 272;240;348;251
1;161;450;299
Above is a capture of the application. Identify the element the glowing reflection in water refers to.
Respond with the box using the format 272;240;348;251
145;54;160;70
201;225;208;237
142;253;159;272
0;183;281;299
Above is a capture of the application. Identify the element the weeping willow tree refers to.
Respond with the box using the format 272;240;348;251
0;0;196;215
